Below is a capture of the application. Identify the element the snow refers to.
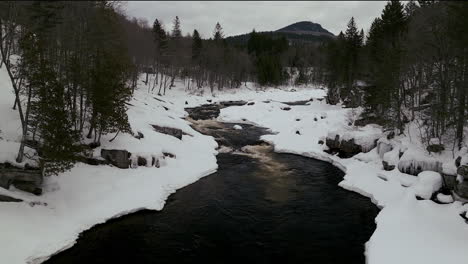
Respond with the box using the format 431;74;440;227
1;71;467;264
410;171;442;199
233;124;243;130
437;193;454;204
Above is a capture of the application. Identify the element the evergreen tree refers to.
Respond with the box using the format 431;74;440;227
171;16;181;38
213;22;224;42
192;29;202;61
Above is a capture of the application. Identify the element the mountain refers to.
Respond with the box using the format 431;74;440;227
226;21;335;46
276;21;334;37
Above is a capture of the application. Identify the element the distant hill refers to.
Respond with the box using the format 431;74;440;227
226;21;335;46
276;21;334;37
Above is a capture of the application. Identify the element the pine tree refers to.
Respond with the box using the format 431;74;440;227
192;29;202;61
213;22;224;42
171;16;181;38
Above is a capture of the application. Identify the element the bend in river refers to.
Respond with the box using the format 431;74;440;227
45;103;379;264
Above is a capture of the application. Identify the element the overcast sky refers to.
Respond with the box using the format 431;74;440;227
123;1;388;38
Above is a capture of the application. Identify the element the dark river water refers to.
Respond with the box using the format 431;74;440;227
45;103;379;264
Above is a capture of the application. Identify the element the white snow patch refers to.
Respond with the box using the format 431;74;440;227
436;193;454;204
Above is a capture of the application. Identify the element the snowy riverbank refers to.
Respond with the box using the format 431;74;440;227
216;88;468;264
0;73;221;263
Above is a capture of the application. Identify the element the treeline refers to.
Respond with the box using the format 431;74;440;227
0;1;136;174
324;0;467;150
127;15;327;92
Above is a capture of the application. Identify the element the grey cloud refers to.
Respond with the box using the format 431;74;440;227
123;1;388;38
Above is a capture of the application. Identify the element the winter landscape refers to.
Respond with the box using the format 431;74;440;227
0;1;467;264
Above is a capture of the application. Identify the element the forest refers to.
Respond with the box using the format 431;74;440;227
0;0;466;175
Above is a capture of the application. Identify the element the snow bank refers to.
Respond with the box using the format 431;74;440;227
411;171;442;199
217;85;468;264
0;71;218;264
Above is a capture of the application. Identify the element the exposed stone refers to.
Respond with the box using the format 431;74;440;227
247;102;255;105
455;156;462;167
207;99;212;103
397;160;442;176
87;141;101;149
295;118;301;121
185;101;188;105
135;131;144;139
454;181;468;201
185;104;220;120
382;161;395;171
314;118;318;121
326;135;341;150
163;106;169;111
427;144;445;153
318;140;324;145
325;134;376;158
296;130;301;135
0;194;22;202
458;165;468;180
77;156;109;166
339;138;362;156
386;131;395;140
290;88;296;92
152;125;183;140
220;100;247;107
13;181;42;195
442;174;457;190
0;163;42;195
101;149;131;169
163;152;176;158
280;107;291;111
137;156;148;166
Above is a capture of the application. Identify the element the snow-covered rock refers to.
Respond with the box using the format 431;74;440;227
436;193;454;204
233;125;243;130
410;171;442;199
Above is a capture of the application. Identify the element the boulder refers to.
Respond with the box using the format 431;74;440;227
220;100;247;107
137;156;148;166
281;106;291;111
101;149;130;169
135;131;144;139
457;165;468;180
427;144;445;153
163;152;176;158
382;161;395;171
326;135;341;150
152;125;183;140
247;102;255;105
0;163;42;195
339;138;362;156
455;156;462;167
325;135;363;158
0;194;22;202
